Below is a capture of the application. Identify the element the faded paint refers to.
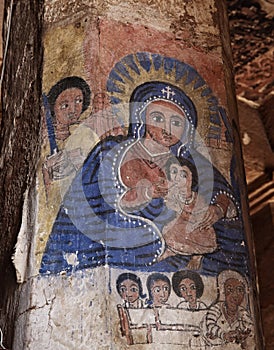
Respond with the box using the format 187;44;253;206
11;0;262;349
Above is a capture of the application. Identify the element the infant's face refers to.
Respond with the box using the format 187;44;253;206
169;164;192;189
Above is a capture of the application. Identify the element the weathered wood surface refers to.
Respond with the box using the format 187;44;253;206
0;1;43;348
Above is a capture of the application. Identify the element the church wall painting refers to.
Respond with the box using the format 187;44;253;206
35;15;256;349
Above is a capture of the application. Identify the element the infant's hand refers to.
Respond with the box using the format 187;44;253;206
152;177;168;198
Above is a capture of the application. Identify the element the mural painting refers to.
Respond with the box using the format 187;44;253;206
115;269;253;348
37;51;255;348
42;76;92;188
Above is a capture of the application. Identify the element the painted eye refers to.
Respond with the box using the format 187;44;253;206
152;114;164;123
75;97;83;104
237;287;244;294
163;286;169;292
60;103;69;110
154;287;161;293
120;287;126;293
131;287;138;293
171;118;183;127
180;170;187;178
170;167;178;175
190;284;196;290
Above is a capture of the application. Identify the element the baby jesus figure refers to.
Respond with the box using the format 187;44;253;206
159;157;220;270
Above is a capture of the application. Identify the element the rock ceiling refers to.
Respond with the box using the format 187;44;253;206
228;0;274;149
227;0;274;211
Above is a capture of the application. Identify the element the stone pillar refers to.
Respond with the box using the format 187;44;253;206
2;0;263;349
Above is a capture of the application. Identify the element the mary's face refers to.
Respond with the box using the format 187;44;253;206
145;100;186;148
54;88;83;126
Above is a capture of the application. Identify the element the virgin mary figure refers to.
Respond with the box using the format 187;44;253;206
40;56;248;277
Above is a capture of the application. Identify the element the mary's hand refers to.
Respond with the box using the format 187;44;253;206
194;204;223;231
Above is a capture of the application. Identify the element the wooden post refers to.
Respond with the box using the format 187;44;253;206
0;1;43;348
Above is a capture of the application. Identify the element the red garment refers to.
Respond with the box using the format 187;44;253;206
120;141;170;208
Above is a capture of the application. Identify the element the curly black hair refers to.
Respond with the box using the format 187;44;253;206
116;273;146;299
47;76;91;122
172;270;204;299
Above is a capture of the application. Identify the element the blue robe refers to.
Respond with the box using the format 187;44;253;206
40;135;249;277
